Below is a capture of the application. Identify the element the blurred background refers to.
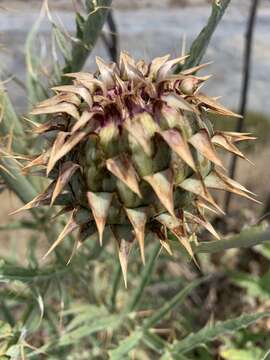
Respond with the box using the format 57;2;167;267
1;1;270;358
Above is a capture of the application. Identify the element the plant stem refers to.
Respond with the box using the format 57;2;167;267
194;225;270;254
64;0;112;73
102;9;119;62
109;262;121;312
126;242;160;313
0;158;37;210
175;0;231;72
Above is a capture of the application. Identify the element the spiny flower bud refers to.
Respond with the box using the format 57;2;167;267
18;52;256;286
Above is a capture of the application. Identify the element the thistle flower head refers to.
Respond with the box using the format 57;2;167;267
20;52;256;286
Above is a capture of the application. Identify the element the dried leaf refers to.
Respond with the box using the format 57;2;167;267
212;133;252;162
148;54;170;79
111;226;134;288
185;211;220;239
34;92;81;108
219;131;256;143
42;209;79;259
52;85;93;107
47;129;88;174
51;161;80;206
161;93;195;112
189;129;224;169
96;56;115;88
205;169;260;204
31;102;80;120
71;111;95;133
161;129;196;171
125;207;147;264
106;155;141;197
196;93;242;118
144;169;175;217
11;183;54;214
181;61;213;75
87;192;113;245
179;177;224;214
157;55;189;81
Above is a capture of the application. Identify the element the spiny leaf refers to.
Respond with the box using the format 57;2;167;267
47;130;87;174
204;169;260;203
31;102;80;120
64;0;112;73
176;0;231;72
212;132;250;161
161;93;195;112
179;177;224;214
163;312;270;356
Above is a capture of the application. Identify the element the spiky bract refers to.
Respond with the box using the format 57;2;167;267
21;53;256;285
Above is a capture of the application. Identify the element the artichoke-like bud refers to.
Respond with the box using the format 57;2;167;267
20;53;256;285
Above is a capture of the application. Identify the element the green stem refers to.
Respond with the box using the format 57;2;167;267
126;242;161;313
0;158;37;209
194;225;270;254
176;0;231;72
64;0;112;73
0;300;15;327
109;262;122;312
143;277;206;329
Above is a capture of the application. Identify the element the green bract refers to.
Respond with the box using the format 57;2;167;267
20;53;256;285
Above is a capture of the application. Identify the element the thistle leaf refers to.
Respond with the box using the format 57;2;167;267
163;312;270;356
161;93;195;112
176;0;231;72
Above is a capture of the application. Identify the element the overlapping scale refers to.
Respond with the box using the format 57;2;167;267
18;52;256;285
